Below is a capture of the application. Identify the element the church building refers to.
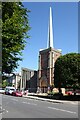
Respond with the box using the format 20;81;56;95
37;7;62;93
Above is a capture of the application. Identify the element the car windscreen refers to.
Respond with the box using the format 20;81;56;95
10;89;15;91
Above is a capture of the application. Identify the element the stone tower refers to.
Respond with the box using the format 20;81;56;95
37;7;61;93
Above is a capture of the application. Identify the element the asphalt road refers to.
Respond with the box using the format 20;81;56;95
0;94;79;118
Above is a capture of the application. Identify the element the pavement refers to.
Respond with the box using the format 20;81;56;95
23;93;79;105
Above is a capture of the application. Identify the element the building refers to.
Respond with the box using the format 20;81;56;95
20;68;37;93
7;73;21;89
37;7;62;93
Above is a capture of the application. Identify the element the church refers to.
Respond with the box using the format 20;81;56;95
37;7;62;93
20;7;62;93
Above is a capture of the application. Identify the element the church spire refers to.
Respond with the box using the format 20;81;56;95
47;7;53;48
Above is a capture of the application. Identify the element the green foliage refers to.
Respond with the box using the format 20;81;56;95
8;83;12;86
54;53;80;89
2;80;8;88
2;2;30;75
0;83;2;87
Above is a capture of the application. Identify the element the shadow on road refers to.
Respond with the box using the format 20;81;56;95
32;94;80;101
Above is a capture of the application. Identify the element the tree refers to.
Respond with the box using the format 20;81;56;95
2;2;30;76
54;53;80;90
2;80;8;88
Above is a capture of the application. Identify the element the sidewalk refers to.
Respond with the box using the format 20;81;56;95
23;93;78;105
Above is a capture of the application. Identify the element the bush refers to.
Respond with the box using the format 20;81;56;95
53;92;63;96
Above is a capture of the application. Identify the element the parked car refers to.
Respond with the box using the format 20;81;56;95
12;90;23;97
5;86;16;95
75;90;80;95
65;91;73;95
0;88;5;94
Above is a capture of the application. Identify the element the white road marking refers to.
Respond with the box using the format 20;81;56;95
2;110;8;114
30;103;37;105
27;102;30;104
11;99;18;102
6;110;8;113
22;102;26;104
0;107;8;114
70;102;78;105
48;107;77;114
22;101;37;106
23;98;28;99
23;98;38;102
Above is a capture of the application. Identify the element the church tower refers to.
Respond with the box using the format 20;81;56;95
37;7;61;93
47;7;53;48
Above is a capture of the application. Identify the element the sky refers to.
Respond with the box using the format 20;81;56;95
16;2;78;73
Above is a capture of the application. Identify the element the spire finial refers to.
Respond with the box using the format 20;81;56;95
47;7;53;48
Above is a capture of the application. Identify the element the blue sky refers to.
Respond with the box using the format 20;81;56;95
16;2;78;73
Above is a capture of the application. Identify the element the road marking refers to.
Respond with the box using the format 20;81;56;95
0;106;2;109
2;109;8;114
30;103;37;105
22;101;37;106
70;102;78;105
23;98;28;99
11;99;18;101
22;102;26;104
0;108;7;114
48;107;77;114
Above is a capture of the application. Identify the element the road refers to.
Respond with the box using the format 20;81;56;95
0;94;79;118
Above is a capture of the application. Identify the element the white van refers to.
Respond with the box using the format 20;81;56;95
5;86;16;95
